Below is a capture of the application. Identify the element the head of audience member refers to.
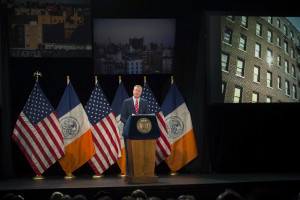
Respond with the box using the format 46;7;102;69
148;197;161;200
131;189;147;200
61;195;71;200
51;191;64;200
12;195;24;200
177;195;195;200
121;195;134;200
3;193;16;200
72;194;87;200
216;189;243;200
92;191;113;200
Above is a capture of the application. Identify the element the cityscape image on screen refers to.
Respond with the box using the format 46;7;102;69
7;0;92;58
221;16;300;103
93;19;176;74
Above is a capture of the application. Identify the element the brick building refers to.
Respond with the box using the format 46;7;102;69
221;16;300;103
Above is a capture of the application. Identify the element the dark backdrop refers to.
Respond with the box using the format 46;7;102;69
1;0;300;179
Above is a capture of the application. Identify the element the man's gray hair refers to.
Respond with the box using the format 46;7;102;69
134;85;143;90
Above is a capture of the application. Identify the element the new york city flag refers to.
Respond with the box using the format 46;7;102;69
56;82;95;175
161;82;198;172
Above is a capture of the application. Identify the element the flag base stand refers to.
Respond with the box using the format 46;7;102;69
33;175;45;180
169;172;178;176
118;173;126;178
92;174;104;179
64;173;76;179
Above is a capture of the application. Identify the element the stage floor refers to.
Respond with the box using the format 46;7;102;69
1;173;300;199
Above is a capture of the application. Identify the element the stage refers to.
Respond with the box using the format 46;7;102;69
1;173;300;200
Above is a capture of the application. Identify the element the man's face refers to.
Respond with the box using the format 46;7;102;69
133;86;142;99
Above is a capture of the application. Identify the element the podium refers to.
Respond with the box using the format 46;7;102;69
123;114;160;184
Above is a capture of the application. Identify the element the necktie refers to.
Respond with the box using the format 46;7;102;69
135;100;139;114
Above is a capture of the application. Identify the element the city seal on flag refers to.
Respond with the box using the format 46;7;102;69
60;117;80;139
166;116;184;140
136;118;152;134
117;120;124;139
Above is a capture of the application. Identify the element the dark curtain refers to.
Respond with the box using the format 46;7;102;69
0;5;14;179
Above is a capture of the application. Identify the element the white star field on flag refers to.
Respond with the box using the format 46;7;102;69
23;84;54;125
85;83;113;125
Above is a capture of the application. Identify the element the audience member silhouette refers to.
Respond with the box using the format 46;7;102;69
51;192;64;200
72;194;87;200
177;195;195;200
3;193;16;200
131;189;147;200
61;195;71;200
216;189;243;200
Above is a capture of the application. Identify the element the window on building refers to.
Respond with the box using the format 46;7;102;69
241;16;248;28
266;96;272;103
291;31;294;42
224;27;232;44
236;59;245;77
233;87;242;103
252;92;259;103
267;16;272;24
277;19;281;28
267;71;272;87
222;82;226;96
293;85;297;99
221;53;229;71
255;43;261;58
277;55;281;67
239;34;247;51
256;23;262;36
285;80;290;96
227;16;234;21
267;49;273;65
253;65;260;83
284;41;288;53
267;30;273;43
277;76;282;89
285;60;289;74
284;25;287;36
292;64;296;78
291;47;294;59
297;38;300;47
277;36;281;47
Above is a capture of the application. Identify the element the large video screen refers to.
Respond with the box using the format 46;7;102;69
93;19;176;74
7;0;92;57
221;16;300;103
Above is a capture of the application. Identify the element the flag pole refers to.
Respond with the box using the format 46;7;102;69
171;75;174;84
32;71;45;180
119;75;121;84
64;75;76;180
144;76;146;83
95;75;98;85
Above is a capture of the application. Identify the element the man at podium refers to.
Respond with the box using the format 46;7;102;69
120;85;150;125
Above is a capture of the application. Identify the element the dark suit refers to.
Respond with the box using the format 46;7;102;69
120;97;150;125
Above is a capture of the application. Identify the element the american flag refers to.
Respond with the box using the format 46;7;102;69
12;83;65;175
85;83;122;175
141;82;171;165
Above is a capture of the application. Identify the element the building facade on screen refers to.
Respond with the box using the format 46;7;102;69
221;16;300;103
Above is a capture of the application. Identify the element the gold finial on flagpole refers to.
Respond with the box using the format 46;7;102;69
64;173;76;179
67;76;70;84
33;175;45;180
144;76;146;83
119;76;122;84
171;76;174;84
33;71;42;83
93;174;104;179
95;76;98;85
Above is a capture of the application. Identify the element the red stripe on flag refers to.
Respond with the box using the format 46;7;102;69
52;111;64;142
13;122;47;172
92;124;116;165
92;153;107;174
44;115;65;157
88;159;101;175
12;132;42;175
34;124;57;165
39;120;59;161
99;119;119;160
106;114;121;154
18;116;52;167
156;113;171;151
